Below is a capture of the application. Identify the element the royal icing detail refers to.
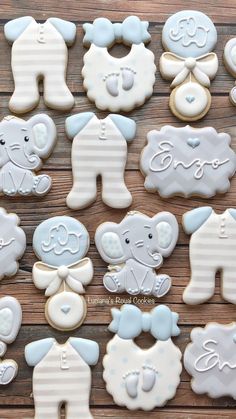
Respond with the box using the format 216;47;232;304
25;337;99;418
182;207;236;305
33;216;93;331
95;211;179;297
160;10;218;121
82;16;156;112
184;322;236;399
140;126;236;198
66;112;136;210
0;115;57;197
223;38;236;105
103;304;182;409
4;17;76;113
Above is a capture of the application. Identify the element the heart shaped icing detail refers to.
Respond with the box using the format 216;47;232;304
187;138;200;148
0;309;13;336
185;95;195;103
61;305;71;314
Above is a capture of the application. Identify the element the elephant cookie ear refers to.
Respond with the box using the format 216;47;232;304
0;297;22;345
153;212;179;257
95;222;126;264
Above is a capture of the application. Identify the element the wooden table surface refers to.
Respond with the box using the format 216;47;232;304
1;0;236;418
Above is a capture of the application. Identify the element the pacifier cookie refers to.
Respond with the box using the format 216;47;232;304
103;304;182;410
82;16;156;112
66;112;136;210
25;336;99;418
224;38;236;105
140;125;236;198
95;211;179;297
160;10;218;121
4;17;76;113
33;216;93;331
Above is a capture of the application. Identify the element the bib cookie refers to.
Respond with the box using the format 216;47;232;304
0;114;57;197
95;211;179;297
82;16;156;112
4;17;76;113
184;322;236;399
66;112;136;210
160;10;218;121
103;304;182;410
182;207;236;305
223;38;236;105
140;125;236;198
25;337;99;419
33;216;93;331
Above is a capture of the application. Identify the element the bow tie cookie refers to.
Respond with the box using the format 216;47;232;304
103;304;182;409
184;322;236;399
82;16;156;112
160;10;218;121
0;114;57;197
140;125;236;198
33;216;93;331
224;38;236;105
0;296;22;385
25;337;99;419
182;207;236;305
66;112;136;210
4;17;76;114
95;210;179;297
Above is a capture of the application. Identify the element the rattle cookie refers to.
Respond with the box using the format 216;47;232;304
223;38;236;105
82;16;156;112
160;10;218;121
140;125;236;198
0;115;57;197
95;211;179;297
182;207;236;305
33;216;93;331
25;337;99;419
66;112;136;210
0;296;22;385
103;304;182;410
184;322;236;399
4;17;76;113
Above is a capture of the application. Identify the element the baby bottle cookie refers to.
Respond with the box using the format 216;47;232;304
103;304;182;410
4;16;76;114
224;38;236;105
160;10;218;121
82;16;156;112
184;322;236;399
95;211;179;297
33;216;93;331
25;337;99;419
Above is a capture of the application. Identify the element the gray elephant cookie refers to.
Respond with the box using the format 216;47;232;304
95;211;179;297
140;126;236;198
0;115;57;196
184;322;236;399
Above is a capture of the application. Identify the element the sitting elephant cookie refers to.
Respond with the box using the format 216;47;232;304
95;211;179;297
33;216;93;331
0;115;56;197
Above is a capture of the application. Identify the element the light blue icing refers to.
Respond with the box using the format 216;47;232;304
69;337;99;365
110;114;136;142
108;304;180;340
228;208;236;220
83;16;151;48
4;16;33;43
65;112;94;139
48;18;76;46
162;10;217;58
33;216;90;266
25;338;54;366
183;207;212;235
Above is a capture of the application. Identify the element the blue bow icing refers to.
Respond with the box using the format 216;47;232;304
83;16;151;48
108;304;180;341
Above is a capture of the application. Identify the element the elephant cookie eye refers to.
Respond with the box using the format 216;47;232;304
125;238;130;244
148;233;153;239
0;139;5;145
24;136;29;142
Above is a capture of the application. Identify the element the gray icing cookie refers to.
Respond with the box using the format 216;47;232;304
140;126;236;198
184;322;236;399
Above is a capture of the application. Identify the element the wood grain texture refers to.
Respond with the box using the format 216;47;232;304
1;0;236;418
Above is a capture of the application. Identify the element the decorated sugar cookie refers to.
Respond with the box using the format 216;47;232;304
224;38;236;105
182;207;236;305
0;296;22;385
95;211;179;297
160;10;218;121
82;16;156;112
4;17;76;113
33;216;93;331
0;115;57;197
25;337;99;418
66;112;136;210
184;322;236;399
140;126;236;198
103;304;182;410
